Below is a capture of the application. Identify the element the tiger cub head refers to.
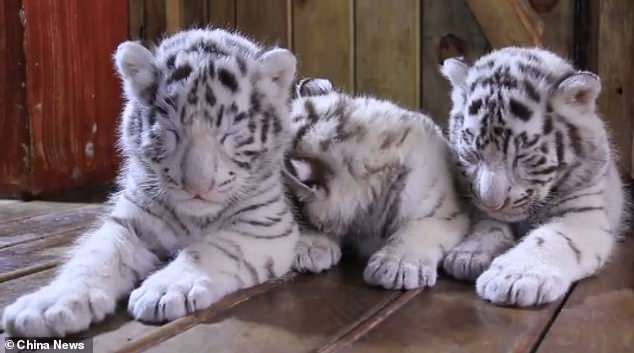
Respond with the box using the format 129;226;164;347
114;29;296;215
441;47;608;222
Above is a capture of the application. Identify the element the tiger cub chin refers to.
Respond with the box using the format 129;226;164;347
441;47;627;306
285;78;469;290
3;29;300;336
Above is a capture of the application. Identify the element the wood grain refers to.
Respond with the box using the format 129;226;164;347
538;0;574;58
0;204;101;248
293;0;354;92
466;0;544;48
340;278;565;353
207;0;236;28
143;264;396;353
355;0;420;110
596;0;633;175
235;0;289;47
0;201;87;224
0;268;56;318
421;0;490;126
537;239;634;353
22;0;126;196
0;0;29;196
0;232;75;276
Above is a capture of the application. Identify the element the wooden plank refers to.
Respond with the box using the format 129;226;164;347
339;278;564;353
355;0;420;110
421;0;490;126
594;0;634;176
207;0;236;28
318;290;419;353
235;0;289;47
140;265;397;353
97;276;292;353
293;0;354;92
0;230;81;278
0;201;89;224
0;204;101;247
22;0;126;195
535;0;574;58
0;268;56;318
181;0;209;29
0;0;30;196
466;0;544;48
537;238;634;353
165;0;183;34
129;0;145;40
143;0;167;42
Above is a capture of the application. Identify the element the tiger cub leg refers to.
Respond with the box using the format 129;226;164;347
364;213;468;290
129;229;298;323
2;219;160;336
293;230;342;273
476;191;614;306
443;218;515;281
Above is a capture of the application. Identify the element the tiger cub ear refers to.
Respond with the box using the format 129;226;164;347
295;78;334;98
440;57;469;89
114;41;158;105
552;71;601;114
283;157;330;198
258;48;297;98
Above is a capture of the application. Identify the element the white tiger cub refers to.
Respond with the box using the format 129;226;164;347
285;79;469;290
441;47;626;306
2;29;299;336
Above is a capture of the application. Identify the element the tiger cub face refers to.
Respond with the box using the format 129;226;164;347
115;29;296;216
442;47;605;222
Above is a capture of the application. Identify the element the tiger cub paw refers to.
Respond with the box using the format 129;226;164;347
293;234;341;273
364;248;438;290
128;268;226;323
476;257;571;306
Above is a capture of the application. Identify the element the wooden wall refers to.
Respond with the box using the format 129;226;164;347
1;0;633;197
0;0;127;197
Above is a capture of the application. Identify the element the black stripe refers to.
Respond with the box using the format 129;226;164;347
123;194;184;236
208;241;259;283
234;216;282;227
549;206;604;218
556;231;581;263
524;79;540;102
218;68;239;92
554;190;603;207
529;165;558;175
232;224;295;239
229;196;281;219
265;257;276;279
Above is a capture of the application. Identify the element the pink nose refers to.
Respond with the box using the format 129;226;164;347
480;197;507;211
184;179;214;196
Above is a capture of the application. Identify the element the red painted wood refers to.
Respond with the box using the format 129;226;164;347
0;0;30;195
16;0;128;195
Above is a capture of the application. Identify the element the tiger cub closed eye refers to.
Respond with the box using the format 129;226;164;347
285;78;469;290
441;47;627;306
3;29;300;336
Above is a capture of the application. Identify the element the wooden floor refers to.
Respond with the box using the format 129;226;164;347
0;200;632;353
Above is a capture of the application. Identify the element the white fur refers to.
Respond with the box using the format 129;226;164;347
441;47;626;306
287;88;469;290
3;29;299;336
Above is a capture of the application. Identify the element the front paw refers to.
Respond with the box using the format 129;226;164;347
443;248;494;281
364;249;437;290
128;271;226;323
2;284;116;337
293;234;341;273
476;260;571;306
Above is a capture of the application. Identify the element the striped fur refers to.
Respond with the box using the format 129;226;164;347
3;29;299;336
285;79;469;290
441;47;627;306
